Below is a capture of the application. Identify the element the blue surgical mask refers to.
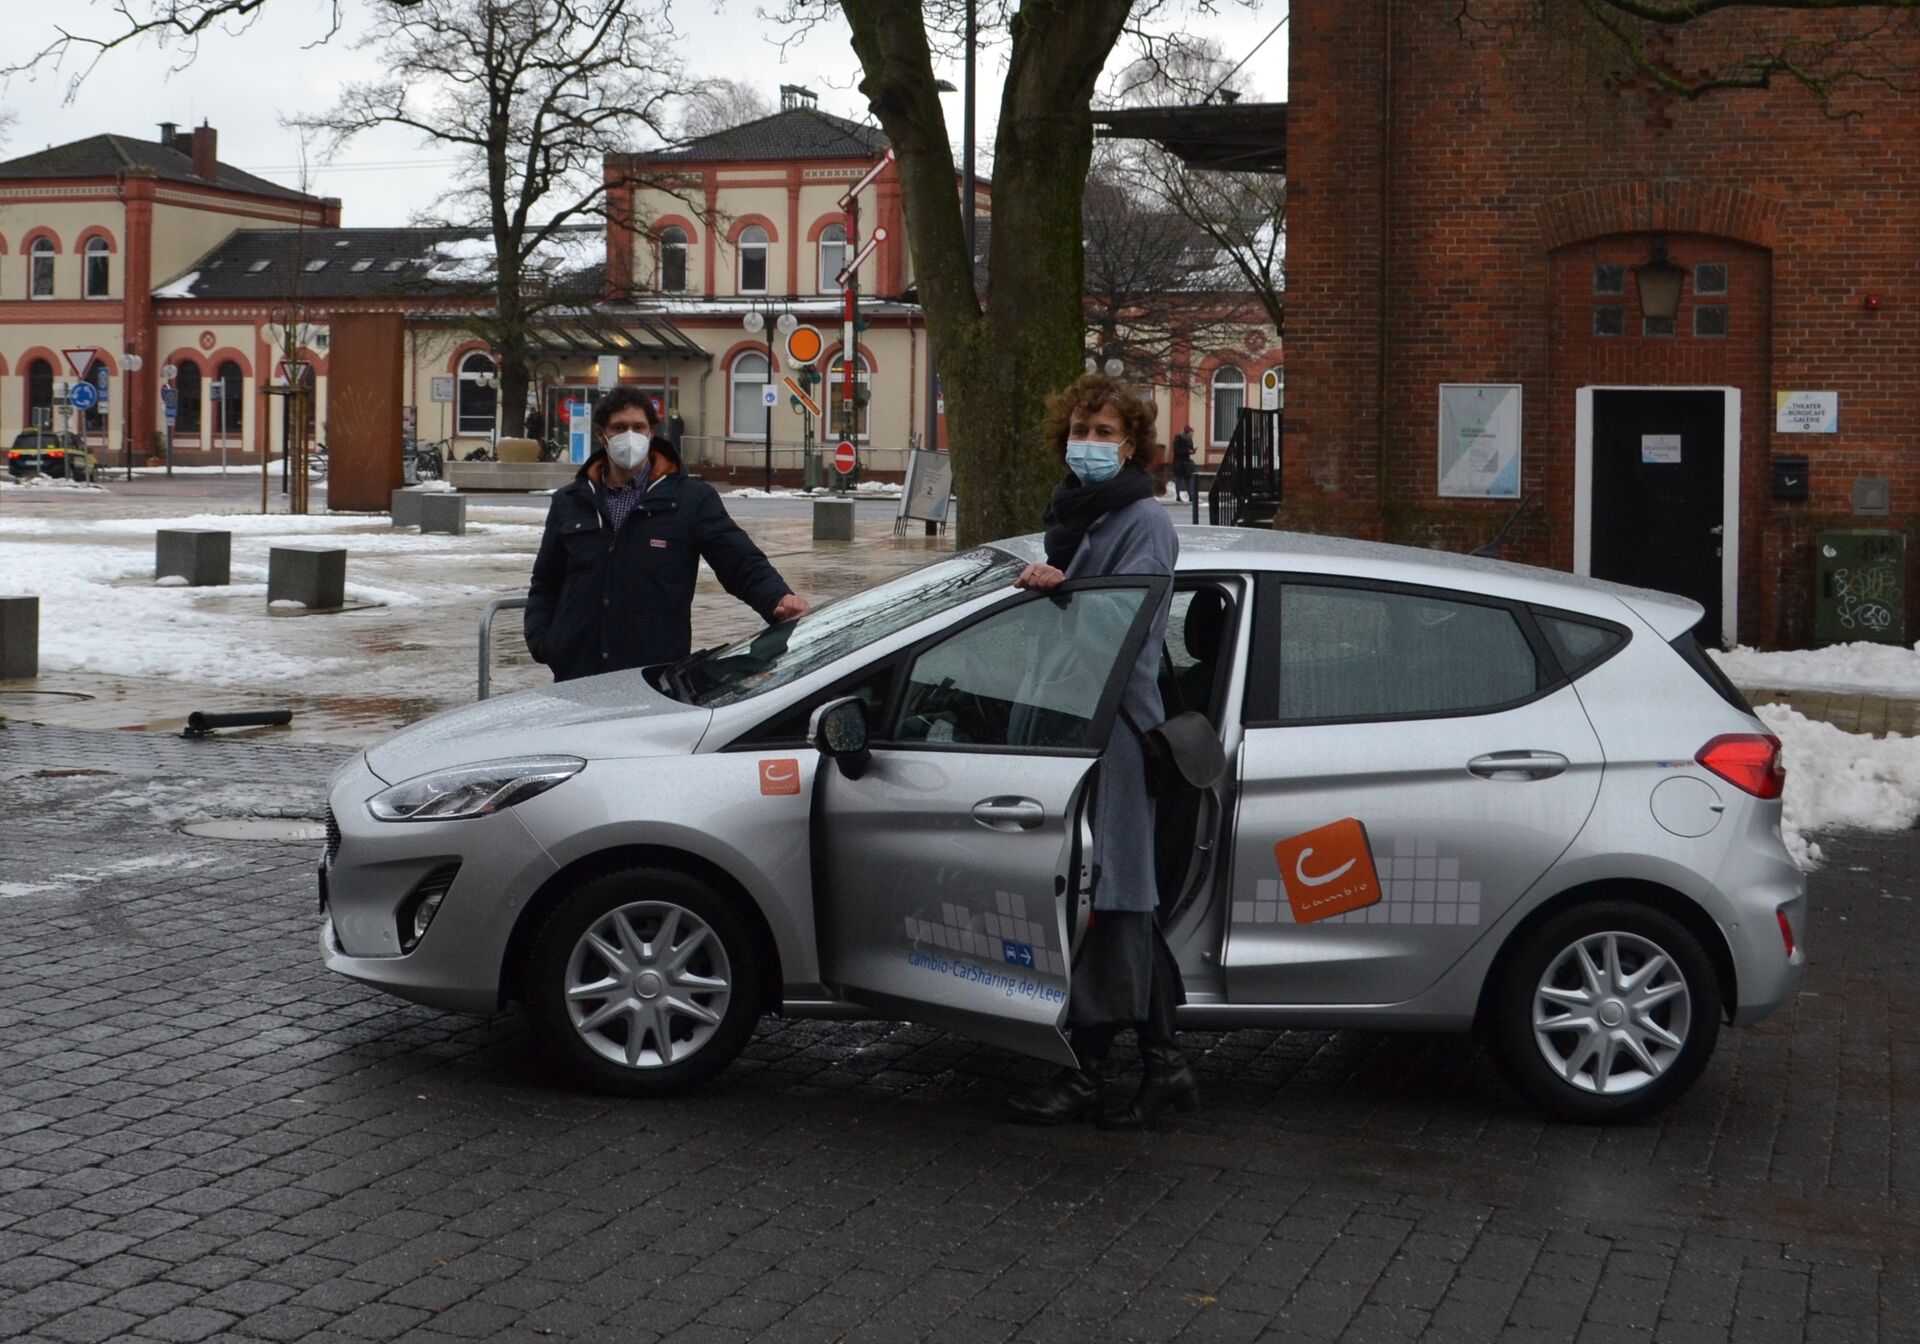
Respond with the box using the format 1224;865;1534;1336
1065;439;1123;484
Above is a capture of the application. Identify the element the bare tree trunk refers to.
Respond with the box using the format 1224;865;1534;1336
844;0;1132;546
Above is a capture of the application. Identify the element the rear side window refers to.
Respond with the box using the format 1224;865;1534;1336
1671;626;1754;713
1536;612;1628;677
1273;583;1542;723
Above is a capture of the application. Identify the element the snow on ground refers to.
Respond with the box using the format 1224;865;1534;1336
725;484;903;500
1715;640;1920;698
1;475;109;493
1758;703;1920;868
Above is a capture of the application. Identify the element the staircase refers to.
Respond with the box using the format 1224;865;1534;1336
1206;408;1282;528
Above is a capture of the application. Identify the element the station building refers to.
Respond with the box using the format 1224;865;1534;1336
1;92;1277;480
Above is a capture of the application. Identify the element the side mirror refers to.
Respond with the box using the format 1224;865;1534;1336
808;696;871;780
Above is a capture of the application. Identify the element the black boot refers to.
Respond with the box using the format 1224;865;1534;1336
1097;1044;1199;1130
1006;1025;1113;1125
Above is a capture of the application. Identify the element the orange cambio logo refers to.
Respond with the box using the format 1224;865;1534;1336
758;758;802;796
1274;819;1383;923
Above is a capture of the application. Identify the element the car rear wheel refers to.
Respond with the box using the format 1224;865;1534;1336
1489;900;1721;1123
525;866;761;1097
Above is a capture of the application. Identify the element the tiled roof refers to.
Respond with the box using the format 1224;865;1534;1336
153;228;481;301
0;134;323;204
623;107;889;165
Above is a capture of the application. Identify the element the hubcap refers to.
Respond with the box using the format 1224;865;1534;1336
564;900;731;1070
1531;929;1691;1096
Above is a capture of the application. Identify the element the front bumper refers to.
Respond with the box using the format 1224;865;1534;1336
320;752;561;1015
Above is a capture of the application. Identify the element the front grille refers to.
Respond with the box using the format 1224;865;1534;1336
323;807;342;862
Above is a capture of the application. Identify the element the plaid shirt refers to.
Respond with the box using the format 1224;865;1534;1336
603;474;647;532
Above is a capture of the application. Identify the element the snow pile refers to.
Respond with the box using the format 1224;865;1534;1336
425;236;493;283
1758;703;1920;868
1715;640;1920;698
1;475;108;493
425;228;605;284
151;270;201;299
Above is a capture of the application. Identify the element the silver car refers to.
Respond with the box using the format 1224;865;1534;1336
320;530;1805;1122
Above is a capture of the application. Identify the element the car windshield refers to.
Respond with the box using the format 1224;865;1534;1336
658;547;1026;708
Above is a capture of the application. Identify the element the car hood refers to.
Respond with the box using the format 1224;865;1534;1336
364;670;712;784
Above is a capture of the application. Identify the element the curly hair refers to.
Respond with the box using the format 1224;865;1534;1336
1040;373;1163;474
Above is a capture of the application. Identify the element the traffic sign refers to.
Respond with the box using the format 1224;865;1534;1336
68;382;98;412
161;387;179;421
783;325;824;366
783;376;820;419
762;386;778;408
62;347;99;379
275;359;311;385
834;440;857;475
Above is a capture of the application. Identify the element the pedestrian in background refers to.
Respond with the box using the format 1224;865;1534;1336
1005;373;1197;1130
1171;424;1197;502
524;386;809;682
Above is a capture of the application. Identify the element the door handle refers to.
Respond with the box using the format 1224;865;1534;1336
1467;751;1569;781
972;797;1045;830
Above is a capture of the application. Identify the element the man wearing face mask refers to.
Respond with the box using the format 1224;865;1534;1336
524;387;810;682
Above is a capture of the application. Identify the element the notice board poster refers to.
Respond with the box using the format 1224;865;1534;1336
1438;384;1522;498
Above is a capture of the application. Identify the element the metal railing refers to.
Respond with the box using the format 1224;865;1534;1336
478;597;530;700
1206;408;1283;528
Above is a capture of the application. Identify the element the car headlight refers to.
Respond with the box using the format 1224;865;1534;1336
367;756;584;822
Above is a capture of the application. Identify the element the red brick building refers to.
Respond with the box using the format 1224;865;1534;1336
1284;1;1920;648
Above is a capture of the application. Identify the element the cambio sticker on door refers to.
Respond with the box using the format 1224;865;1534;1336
1273;819;1383;923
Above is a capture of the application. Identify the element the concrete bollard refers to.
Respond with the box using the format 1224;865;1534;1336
390;488;426;529
419;493;467;536
0;596;38;679
812;498;855;542
155;530;231;586
268;547;347;610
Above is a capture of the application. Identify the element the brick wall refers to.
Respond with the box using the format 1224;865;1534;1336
1285;0;1920;646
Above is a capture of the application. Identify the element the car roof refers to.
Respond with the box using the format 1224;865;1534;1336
989;524;1703;631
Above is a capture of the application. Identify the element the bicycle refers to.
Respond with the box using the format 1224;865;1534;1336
413;438;450;482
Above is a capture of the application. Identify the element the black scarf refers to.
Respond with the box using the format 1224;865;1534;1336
1041;467;1157;568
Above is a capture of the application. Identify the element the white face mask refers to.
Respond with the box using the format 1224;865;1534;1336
606;429;651;471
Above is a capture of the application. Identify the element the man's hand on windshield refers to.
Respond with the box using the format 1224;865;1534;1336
1013;563;1066;591
771;593;811;622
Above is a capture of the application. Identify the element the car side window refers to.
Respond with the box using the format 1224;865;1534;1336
1536;612;1627;677
1277;583;1541;722
888;588;1149;749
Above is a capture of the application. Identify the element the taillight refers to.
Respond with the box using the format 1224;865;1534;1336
1776;910;1796;958
1696;733;1785;799
46;449;64;458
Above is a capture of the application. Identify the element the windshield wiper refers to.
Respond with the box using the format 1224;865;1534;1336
661;644;726;702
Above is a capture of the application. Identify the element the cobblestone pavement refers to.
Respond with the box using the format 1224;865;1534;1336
1;722;1914;1344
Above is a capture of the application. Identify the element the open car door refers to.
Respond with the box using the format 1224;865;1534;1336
813;577;1170;1065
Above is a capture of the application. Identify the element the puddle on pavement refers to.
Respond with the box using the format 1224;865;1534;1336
0;690;97;704
178;817;327;842
31;767;114;778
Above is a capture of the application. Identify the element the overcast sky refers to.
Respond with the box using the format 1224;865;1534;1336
4;1;1287;228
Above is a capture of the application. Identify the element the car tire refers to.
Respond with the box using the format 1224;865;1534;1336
524;866;761;1097
1488;900;1721;1124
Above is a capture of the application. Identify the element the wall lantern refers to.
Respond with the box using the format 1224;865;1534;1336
1635;237;1686;322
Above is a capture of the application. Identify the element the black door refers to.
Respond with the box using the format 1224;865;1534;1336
1590;390;1725;637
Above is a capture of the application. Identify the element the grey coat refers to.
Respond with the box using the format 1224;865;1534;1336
1062;495;1178;912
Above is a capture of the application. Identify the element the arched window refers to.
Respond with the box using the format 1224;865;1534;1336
1209;366;1245;446
729;350;769;437
824;353;871;441
26;358;53;429
174;360;203;435
214;361;244;441
29;239;55;299
84;237;111;299
658;226;688;293
457;351;498;436
818;223;849;294
737;225;768;294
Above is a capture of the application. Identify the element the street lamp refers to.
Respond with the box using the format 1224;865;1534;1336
1636;237;1686;323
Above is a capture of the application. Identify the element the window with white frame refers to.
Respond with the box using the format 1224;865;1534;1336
818;223;849;293
457;351;498;436
1210;366;1245;445
30;239;55;299
824;353;871;441
214;361;245;441
84;237;111;299
730;350;770;437
737;225;768;294
658;226;689;293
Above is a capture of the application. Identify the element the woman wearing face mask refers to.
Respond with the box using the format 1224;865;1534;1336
1006;373;1194;1130
524;387;809;683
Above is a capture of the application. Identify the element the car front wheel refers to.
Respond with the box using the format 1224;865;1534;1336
1489;900;1721;1123
525;866;761;1097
